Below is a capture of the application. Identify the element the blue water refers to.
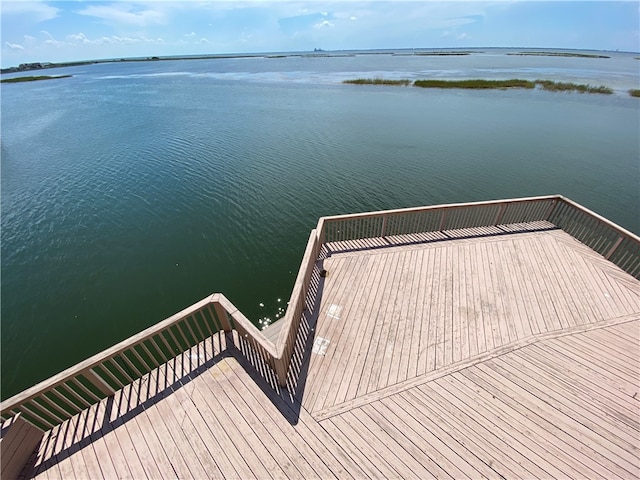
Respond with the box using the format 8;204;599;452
2;48;639;399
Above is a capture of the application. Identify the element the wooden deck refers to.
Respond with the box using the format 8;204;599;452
17;227;640;479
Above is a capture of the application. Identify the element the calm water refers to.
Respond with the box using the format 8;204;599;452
2;48;639;399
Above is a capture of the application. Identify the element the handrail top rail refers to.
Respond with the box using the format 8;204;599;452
316;194;562;224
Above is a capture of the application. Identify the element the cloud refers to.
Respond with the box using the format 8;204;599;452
23;35;37;42
314;20;334;29
457;32;470;41
67;33;90;43
77;4;165;27
185;32;197;37
5;42;25;50
1;1;59;22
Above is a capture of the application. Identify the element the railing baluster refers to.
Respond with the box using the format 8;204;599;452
165;326;184;353
192;313;206;341
106;357;134;384
28;397;65;424
95;363;125;389
119;351;143;378
174;323;191;349
59;384;92;410
148;337;168;363
128;346;152;374
157;331;176;358
70;377;102;403
138;341;160;368
184;317;200;346
84;368;116;396
18;404;55;430
48;387;83;415
205;305;220;333
199;309;214;337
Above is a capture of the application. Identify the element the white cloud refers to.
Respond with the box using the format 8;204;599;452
314;20;334;29
78;4;165;27
24;35;37;42
44;39;64;47
5;42;25;50
185;32;197;37
1;1;59;22
67;33;90;43
457;32;470;41
41;30;55;40
350;16;357;21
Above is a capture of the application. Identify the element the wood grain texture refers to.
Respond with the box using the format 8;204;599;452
18;227;640;479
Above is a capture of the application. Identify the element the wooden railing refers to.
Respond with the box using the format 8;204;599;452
2;195;638;434
547;197;640;278
316;195;639;278
0;229;322;432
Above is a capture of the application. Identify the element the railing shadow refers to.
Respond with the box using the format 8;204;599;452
23;333;230;478
226;259;326;425
323;222;559;256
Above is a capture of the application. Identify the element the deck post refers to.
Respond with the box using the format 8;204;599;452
439;209;448;231
274;359;288;387
543;197;560;221
83;369;116;397
605;236;624;260
493;203;507;225
380;214;388;237
213;302;232;332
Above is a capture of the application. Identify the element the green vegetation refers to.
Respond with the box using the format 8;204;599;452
343;77;615;95
415;52;470;56
414;79;535;89
1;75;72;83
535;80;613;94
343;78;411;86
508;52;610;59
630;89;640;98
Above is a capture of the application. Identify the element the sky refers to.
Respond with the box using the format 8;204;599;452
1;1;639;67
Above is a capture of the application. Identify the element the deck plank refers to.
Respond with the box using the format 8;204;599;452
335;250;389;405
504;350;640;450
468;362;636;478
409;382;561;478
440;374;603;478
383;393;490;478
329;253;384;409
303;254;362;411
314;255;373;412
343;249;392;402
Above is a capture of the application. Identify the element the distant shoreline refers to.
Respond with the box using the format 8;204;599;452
506;51;610;59
1;48;634;75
